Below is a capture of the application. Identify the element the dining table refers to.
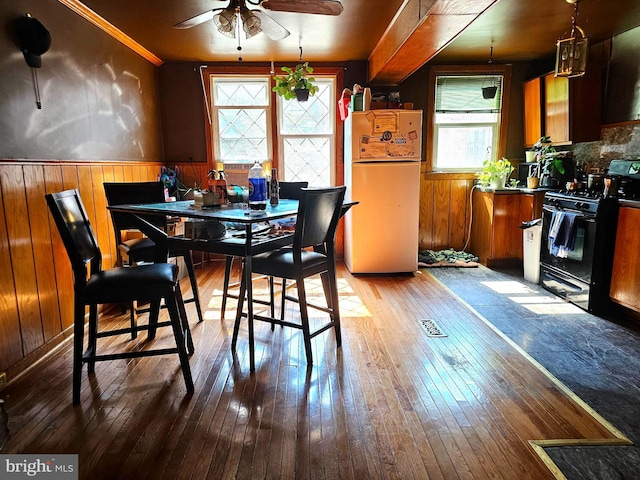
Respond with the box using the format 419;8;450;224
108;199;300;372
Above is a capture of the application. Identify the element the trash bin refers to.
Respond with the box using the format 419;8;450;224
522;219;542;284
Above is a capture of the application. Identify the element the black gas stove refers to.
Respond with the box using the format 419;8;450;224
538;159;640;313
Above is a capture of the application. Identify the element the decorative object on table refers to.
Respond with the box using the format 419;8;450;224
269;167;279;206
272;61;319;101
477;157;514;190
555;0;589;78
160;165;192;200
205;169;228;205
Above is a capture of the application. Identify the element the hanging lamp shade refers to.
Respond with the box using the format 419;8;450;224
213;7;237;38
555;0;589;78
240;6;261;38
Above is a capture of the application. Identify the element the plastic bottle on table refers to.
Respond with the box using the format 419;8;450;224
248;161;267;210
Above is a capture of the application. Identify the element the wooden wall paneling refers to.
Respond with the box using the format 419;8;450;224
419;177;434;250
448;179;470;250
61;165;79;190
0;165;44;357
101;165;118;267
0;177;23;371
90;167;113;268
43;165;74;331
23;165;62;342
145;165;158;183
432;180;451;250
123;164;134;182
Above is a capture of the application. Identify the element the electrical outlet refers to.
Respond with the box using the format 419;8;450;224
0;372;6;390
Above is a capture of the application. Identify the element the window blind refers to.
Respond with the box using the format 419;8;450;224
435;75;503;113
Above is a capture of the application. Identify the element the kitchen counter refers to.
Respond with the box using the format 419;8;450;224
469;189;546;266
619;199;640;208
478;187;558;195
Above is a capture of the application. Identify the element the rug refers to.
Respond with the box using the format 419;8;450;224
418;249;479;268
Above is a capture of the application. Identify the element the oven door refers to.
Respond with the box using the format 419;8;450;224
539;205;597;284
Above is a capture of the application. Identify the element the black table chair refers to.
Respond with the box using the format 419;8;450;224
46;189;194;405
104;182;204;330
220;181;309;321
232;186;346;367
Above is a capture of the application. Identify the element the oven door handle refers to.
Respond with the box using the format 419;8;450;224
542;206;596;222
542;269;585;293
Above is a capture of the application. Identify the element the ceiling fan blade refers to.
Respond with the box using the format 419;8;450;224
252;10;290;41
260;0;343;16
173;10;218;29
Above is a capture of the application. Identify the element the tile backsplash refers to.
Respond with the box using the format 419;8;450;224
573;123;640;172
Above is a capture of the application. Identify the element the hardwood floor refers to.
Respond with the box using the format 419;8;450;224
0;261;625;479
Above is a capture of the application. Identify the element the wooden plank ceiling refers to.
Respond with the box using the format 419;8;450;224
63;0;640;85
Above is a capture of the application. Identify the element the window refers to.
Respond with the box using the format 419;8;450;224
208;70;340;188
211;76;272;163
427;65;511;172
277;78;335;186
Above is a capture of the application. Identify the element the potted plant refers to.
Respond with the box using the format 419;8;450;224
477;157;514;190
532;136;556;163
272;62;320;101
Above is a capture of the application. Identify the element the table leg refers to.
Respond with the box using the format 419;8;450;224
245;255;255;372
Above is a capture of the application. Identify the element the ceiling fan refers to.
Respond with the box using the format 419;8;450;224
173;0;344;41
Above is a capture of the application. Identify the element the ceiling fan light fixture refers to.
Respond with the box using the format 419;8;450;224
213;8;237;38
240;7;262;38
555;0;589;78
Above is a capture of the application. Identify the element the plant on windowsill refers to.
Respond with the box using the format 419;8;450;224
477;157;514;190
272;62;319;101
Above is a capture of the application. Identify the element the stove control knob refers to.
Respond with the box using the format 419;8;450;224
574;201;588;210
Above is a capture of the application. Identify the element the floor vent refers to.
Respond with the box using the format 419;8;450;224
419;319;447;337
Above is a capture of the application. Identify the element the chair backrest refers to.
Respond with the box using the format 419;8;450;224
104;182;168;239
279;181;309;200
295;186;346;252
45;189;102;284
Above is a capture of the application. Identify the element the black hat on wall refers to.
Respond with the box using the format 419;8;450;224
16;14;51;68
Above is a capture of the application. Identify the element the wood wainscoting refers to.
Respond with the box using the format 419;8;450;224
0;159;209;381
419;168;476;252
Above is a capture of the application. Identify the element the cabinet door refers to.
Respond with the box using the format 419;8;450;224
523;77;542;148
544;74;569;144
610;207;640;313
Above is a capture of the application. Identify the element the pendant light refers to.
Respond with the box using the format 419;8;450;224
555;0;589;78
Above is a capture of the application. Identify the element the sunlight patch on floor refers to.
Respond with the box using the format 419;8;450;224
481;280;537;295
481;280;585;315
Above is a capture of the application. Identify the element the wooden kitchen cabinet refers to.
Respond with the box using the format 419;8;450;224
523;77;542;148
469;190;544;266
610;205;640;313
523;70;601;147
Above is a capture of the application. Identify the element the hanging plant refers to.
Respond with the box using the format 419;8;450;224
272;62;320;101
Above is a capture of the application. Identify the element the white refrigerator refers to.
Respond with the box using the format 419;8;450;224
344;109;422;273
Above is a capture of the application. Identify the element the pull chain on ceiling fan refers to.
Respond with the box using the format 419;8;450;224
173;0;343;42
